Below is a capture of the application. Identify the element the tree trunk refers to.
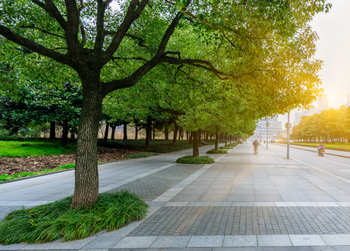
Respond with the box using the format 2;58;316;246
50;122;56;139
61;120;69;146
135;127;138;140
225;132;227;147
173;122;178;145
71;133;75;139
152;129;155;141
215;129;219;150
192;131;199;157
178;127;182;141
123;122;128;140
189;132;192;143
198;129;202;143
104;122;109;141
165;124;169;140
111;125;116;140
205;131;209;142
230;135;232;145
71;86;103;208
145;117;152;148
186;131;189;141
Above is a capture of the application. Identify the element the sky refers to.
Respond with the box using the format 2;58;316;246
278;0;350;125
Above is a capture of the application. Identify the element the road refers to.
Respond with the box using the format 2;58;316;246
268;143;350;180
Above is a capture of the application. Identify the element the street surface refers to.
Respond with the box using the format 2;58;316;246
1;142;350;250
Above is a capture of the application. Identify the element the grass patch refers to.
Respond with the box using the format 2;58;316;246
126;153;159;159
0;190;148;244
219;146;233;149
206;149;228;154
0;163;75;182
176;155;215;164
0;141;76;157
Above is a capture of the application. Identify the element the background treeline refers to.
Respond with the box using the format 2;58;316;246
291;106;350;142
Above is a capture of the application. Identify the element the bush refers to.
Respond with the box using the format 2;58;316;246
0;190;148;244
0;163;75;182
219;146;233;149
127;153;159;159
206;149;228;154
176;155;215;164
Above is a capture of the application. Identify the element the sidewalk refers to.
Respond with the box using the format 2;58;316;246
2;142;350;250
275;143;350;158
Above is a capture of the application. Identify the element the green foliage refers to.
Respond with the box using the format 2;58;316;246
227;143;240;147
176;155;215;164
0;141;75;157
206;149;228;154
126;153;159;159
0;163;75;182
0;191;148;244
219;146;233;149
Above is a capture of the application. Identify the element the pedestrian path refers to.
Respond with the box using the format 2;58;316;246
2;142;350;250
275;143;350;158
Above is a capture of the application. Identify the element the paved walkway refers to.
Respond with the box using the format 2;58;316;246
2;143;350;250
275;143;350;158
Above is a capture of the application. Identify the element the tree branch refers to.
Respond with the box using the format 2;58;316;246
64;0;81;59
93;0;108;58
20;25;65;39
31;0;67;30
125;33;151;51
0;24;72;66
112;56;148;62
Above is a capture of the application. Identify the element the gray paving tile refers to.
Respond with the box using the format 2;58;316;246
187;236;224;247
258;235;292;246
321;234;350;245
223;235;257;247
215;248;262;251
81;236;123;249
263;247;313;251
113;236;157;248
310;247;337;251
151;236;191;248
0;243;26;250
23;236;97;249
290;235;326;246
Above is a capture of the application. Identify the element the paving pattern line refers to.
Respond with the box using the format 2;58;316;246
271;148;350;185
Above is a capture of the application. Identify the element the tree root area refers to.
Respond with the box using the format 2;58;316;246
0;148;140;175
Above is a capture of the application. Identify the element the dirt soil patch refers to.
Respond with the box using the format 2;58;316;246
0;148;140;175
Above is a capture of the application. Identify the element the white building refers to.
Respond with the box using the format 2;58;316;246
251;116;282;141
345;94;350;107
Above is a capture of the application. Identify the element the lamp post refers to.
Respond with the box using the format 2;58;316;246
287;112;290;159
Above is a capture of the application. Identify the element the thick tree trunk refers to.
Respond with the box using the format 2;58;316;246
135;127;138;140
165;124;169;140
192;131;199;157
111;125;116;140
61;120;69;146
123;122;128;140
225;132;227;147
104;122;109;141
50;122;56;139
173;122;178;145
215;129;219;150
71;86;103;208
145;117;152;148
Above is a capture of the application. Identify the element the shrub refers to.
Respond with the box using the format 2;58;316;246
219;146;233;149
0;190;148;244
127;153;159;159
206;149;228;154
176;155;215;164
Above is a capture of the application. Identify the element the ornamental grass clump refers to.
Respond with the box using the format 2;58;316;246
0;190;148;244
206;149;228;154
176;155;215;164
219;146;233;149
127;153;159;159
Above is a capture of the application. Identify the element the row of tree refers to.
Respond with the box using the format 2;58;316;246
291;106;350;142
0;0;331;206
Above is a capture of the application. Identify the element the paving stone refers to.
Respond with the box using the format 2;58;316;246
23;236;97;249
223;235;257;247
290;235;326;246
187;236;224;247
80;236;123;249
257;235;292;246
321;234;350;245
0;243;26;250
150;236;191;248
113;237;157;248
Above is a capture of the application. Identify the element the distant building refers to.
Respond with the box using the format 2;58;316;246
293;96;329;126
251;116;282;141
346;94;350;107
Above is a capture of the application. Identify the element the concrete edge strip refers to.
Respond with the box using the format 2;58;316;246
109;234;350;248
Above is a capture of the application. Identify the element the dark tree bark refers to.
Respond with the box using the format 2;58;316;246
123;122;128;140
61;120;69;146
111;125;116;140
186;131;189;141
152;129;155;141
205;131;209;142
164;124;169;140
172;122;178;145
71;133;75;139
71;87;103;208
178;127;182;141
145;116;152;148
215;129;219;150
189;132;192;143
104;122;109;141
230;135;232;145
50;122;56;139
135;126;138;140
198;129;202;143
192;131;199;157
225;132;227;147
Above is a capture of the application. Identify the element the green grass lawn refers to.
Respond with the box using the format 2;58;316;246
0;140;76;157
279;142;350;150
